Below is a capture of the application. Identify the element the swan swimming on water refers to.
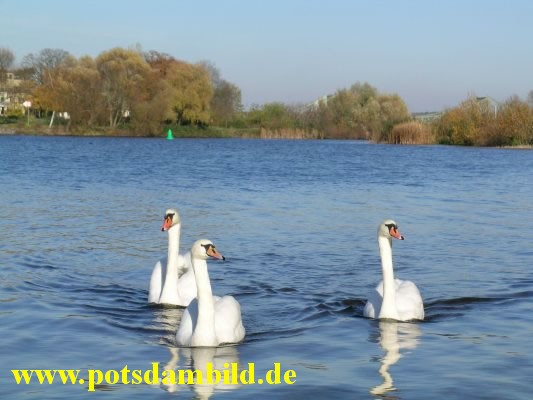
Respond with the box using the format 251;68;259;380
148;208;196;306
363;220;424;321
176;239;245;347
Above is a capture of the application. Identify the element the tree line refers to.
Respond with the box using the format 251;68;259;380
390;94;533;146
1;46;531;145
1;46;411;138
1;47;242;134
240;82;411;141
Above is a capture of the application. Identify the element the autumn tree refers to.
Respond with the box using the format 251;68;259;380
371;94;411;142
21;48;71;84
210;80;242;126
31;54;77;115
325;89;360;137
21;48;73;125
0;47;15;82
162;61;212;125
246;102;297;130
434;96;496;145
490;96;533;146
34;56;104;128
200;61;242;126
10;67;35;81
146;52;213;127
145;52;213;126
127;67;175;135
96;48;151;128
199;60;222;87
307;82;410;139
143;50;176;73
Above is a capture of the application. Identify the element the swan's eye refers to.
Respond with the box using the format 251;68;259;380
165;213;175;220
385;223;399;237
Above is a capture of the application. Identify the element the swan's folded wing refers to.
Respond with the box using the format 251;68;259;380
396;280;424;321
214;296;245;344
176;269;197;307
148;258;165;304
364;286;383;319
176;300;198;346
177;251;193;277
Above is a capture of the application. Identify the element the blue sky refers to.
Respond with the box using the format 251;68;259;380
1;0;532;112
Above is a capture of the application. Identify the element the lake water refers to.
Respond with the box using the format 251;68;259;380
1;136;532;399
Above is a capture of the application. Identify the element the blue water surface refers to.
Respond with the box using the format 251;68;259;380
0;136;532;399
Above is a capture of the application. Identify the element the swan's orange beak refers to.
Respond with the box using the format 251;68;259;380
389;226;405;240
161;216;172;231
207;246;225;261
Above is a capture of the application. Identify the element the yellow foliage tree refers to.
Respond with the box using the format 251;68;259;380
164;61;213;125
96;48;151;128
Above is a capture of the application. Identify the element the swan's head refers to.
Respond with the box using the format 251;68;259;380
191;239;225;261
161;208;181;231
378;219;405;240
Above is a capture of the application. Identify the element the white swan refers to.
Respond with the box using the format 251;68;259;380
148;208;196;306
363;220;424;321
176;239;245;347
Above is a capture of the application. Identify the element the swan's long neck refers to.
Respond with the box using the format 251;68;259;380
378;236;399;320
159;224;181;303
191;257;217;346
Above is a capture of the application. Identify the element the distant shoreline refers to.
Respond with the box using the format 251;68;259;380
0;124;259;139
1;128;531;149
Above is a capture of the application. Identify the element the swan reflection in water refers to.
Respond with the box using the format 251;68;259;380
149;307;241;398
159;345;241;398
370;320;421;397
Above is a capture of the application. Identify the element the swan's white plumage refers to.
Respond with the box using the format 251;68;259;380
148;257;164;304
175;263;197;307
364;278;424;321
176;295;245;346
148;209;197;306
176;239;245;347
364;220;424;321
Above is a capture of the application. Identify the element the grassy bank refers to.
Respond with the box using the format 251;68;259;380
0;117;261;138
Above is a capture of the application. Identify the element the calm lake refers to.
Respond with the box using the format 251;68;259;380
1;136;532;399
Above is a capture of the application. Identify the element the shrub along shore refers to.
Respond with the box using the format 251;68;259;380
2;122;531;148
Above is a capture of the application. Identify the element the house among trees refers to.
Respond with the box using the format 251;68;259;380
311;94;334;109
413;111;442;122
0;71;26;116
475;96;500;116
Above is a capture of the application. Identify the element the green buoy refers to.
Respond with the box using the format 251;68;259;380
166;129;174;140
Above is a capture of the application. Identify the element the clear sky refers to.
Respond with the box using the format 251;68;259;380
1;0;532;112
